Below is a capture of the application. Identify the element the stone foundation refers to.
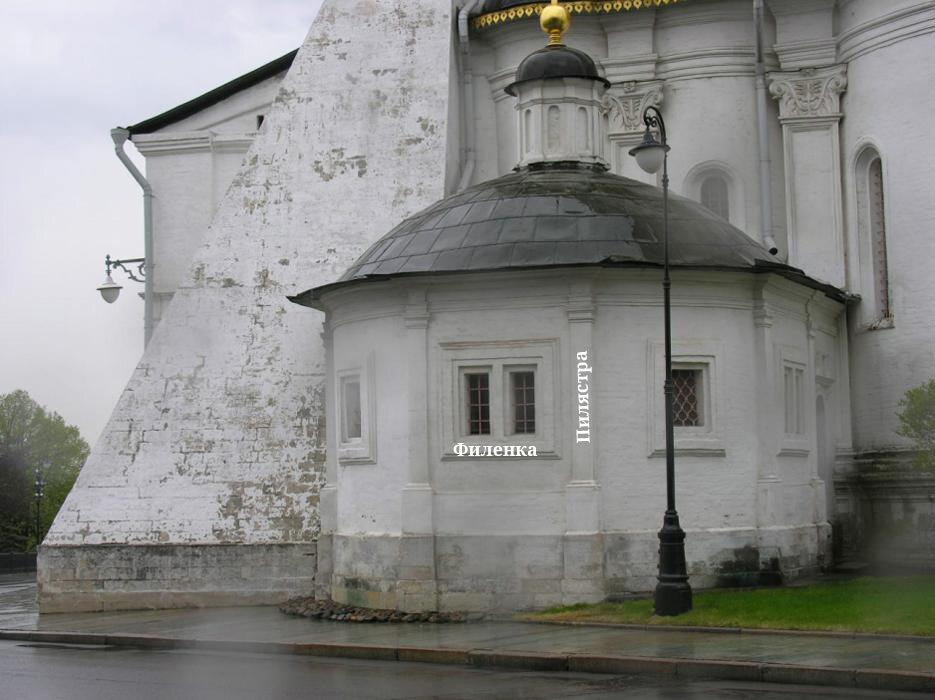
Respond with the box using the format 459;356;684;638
325;525;829;612
38;543;316;613
835;453;935;571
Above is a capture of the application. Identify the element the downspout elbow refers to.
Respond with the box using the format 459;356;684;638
111;128;152;195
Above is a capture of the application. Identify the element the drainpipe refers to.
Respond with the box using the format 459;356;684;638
457;0;481;191
754;0;779;256
111;127;155;347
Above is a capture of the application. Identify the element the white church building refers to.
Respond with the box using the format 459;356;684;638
38;0;935;612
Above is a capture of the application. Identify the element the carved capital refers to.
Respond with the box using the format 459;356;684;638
601;80;664;135
768;65;847;120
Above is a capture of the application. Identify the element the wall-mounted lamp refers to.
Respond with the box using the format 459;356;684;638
97;254;145;304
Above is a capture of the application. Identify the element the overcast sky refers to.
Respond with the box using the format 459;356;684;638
0;1;323;444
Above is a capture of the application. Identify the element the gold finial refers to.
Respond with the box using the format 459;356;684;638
540;0;570;46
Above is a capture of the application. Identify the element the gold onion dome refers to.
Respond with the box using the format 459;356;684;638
540;0;570;45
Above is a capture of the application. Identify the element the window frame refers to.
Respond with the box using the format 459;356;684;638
646;342;723;458
336;360;377;465
461;366;493;436
854;145;893;328
683;161;746;233
776;344;810;457
505;365;537;436
672;367;705;429
700;174;730;221
439;339;559;460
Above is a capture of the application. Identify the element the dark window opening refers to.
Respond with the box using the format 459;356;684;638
511;371;535;434
466;373;490;435
672;369;702;427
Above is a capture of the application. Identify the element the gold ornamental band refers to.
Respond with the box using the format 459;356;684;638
472;0;685;31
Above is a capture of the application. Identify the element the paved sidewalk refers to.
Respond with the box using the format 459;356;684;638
2;574;934;693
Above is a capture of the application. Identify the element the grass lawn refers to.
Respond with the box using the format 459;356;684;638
525;576;935;636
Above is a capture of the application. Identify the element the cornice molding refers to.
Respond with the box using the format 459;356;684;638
133;131;255;156
837;2;935;63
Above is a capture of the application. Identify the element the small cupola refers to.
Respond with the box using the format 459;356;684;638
505;0;610;170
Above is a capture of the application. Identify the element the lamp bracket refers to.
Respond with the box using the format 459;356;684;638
104;254;146;283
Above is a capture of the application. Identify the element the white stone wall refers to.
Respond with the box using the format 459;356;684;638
42;0;457;609
838;0;935;452
319;268;844;609
131;73;288;324
468;3;787;249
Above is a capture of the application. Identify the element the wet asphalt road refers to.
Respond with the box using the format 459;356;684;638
0;639;924;700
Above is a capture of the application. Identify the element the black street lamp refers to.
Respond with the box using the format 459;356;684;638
34;468;45;550
629;106;693;616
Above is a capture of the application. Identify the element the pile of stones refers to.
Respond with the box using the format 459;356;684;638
280;597;479;623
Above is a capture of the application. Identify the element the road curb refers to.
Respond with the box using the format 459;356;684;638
2;628;933;693
515;617;935;643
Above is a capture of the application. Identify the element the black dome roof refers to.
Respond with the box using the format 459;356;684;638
290;164;846;306
506;45;609;95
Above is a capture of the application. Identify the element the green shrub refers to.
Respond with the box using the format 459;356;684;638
896;379;935;470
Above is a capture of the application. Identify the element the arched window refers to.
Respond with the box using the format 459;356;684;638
855;147;891;321
700;175;730;220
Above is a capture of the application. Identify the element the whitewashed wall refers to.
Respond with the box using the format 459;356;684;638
838;0;935;452
319;268;844;610
40;0;457;612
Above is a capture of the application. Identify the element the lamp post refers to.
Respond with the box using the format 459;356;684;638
629;106;693;616
34;469;45;550
96;254;146;304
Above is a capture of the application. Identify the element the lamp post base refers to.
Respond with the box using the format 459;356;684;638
654;509;692;616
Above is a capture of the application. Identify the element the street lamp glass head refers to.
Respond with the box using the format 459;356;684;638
97;273;122;303
628;128;669;175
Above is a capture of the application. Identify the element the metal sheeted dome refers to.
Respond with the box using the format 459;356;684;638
506;45;609;95
288;163;848;307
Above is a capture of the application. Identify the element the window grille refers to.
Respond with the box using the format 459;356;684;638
672;369;702;427
466;373;491;435
511;371;536;434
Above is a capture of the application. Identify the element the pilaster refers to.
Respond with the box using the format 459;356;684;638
805;292;826;525
402;286;433;533
769;64;847;288
753;280;782;528
563;279;603;603
399;287;437;611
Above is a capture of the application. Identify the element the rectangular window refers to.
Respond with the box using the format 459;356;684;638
510;370;536;434
784;365;805;435
341;377;362;442
672;368;703;427
465;372;491;435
